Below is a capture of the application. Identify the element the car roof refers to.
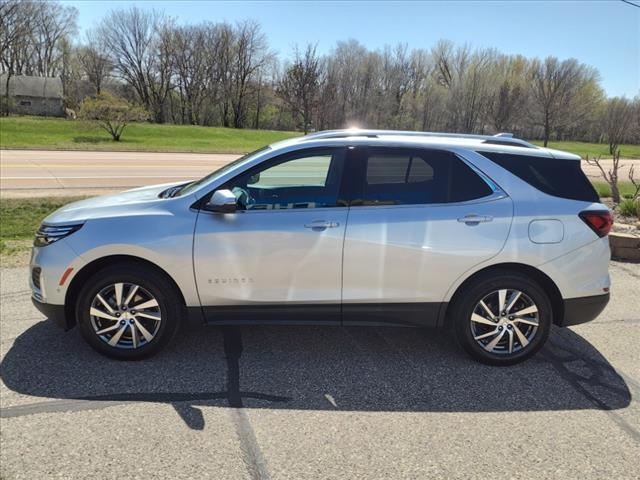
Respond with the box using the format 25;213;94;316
270;129;581;161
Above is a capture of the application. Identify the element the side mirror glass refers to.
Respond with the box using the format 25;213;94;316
206;189;237;214
248;172;260;185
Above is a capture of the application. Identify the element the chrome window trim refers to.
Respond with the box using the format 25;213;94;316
348;146;508;210
341;191;508;211
197;205;350;217
452;152;506;196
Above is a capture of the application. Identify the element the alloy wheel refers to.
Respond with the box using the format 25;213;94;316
469;289;539;355
89;282;162;349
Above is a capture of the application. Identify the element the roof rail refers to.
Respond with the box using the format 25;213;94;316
301;129;535;148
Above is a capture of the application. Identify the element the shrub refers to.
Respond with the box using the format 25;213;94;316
79;93;148;141
618;198;640;218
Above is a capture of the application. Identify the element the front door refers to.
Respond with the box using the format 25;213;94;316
193;147;348;324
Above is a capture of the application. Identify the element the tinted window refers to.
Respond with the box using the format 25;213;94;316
219;148;344;210
478;151;598;202
358;149;492;206
249;155;331;188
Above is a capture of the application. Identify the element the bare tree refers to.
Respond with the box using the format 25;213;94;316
77;32;112;95
170;24;211;124
488;80;525;132
529;56;600;146
97;7;173;122
0;0;35;113
432;42;495;133
585;149;624;203
602;97;635;155
277;44;322;133
486;56;529;133
29;1;78;77
229;20;271;128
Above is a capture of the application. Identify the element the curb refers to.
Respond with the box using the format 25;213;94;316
610;232;640;262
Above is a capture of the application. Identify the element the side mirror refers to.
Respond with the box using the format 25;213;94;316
248;172;260;185
206;189;237;214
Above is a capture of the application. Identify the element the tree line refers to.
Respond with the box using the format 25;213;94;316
1;0;638;147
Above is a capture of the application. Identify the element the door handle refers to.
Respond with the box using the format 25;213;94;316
304;220;340;229
457;215;493;225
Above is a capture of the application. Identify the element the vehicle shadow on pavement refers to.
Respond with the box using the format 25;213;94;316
0;320;632;430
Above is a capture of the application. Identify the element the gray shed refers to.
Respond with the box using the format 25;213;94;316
0;75;64;117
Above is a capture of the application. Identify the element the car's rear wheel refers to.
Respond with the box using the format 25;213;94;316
76;264;181;359
450;271;552;365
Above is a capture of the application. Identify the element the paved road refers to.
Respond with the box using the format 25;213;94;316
0;149;239;192
1;149;638;196
1;262;639;479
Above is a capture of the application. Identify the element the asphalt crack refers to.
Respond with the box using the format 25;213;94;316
222;326;273;480
0;326;283;479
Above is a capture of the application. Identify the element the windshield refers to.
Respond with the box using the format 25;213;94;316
175;146;271;197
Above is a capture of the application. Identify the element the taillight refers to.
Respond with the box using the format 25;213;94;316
579;210;613;237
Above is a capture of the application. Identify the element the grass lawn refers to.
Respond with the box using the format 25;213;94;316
0;116;300;154
1;116;637;158
0;196;86;264
591;181;638;199
529;141;640;159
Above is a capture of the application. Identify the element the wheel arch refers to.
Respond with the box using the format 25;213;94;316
64;255;188;329
442;262;564;327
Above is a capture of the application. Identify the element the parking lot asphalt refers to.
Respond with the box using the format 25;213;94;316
1;262;639;479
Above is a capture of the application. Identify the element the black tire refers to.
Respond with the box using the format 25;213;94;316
76;264;181;360
449;270;552;366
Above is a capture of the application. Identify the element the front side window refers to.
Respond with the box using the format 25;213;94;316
177;146;270;197
218;148;345;210
357;148;493;206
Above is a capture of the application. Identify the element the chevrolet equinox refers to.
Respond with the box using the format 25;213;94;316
30;130;612;365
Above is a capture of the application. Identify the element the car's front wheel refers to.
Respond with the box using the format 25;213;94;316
450;271;552;365
76;264;181;359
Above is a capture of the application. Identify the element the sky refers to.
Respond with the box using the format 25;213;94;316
62;0;640;98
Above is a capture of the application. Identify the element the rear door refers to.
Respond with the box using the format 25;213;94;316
341;147;513;326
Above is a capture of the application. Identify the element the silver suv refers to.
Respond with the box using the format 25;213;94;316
30;130;612;365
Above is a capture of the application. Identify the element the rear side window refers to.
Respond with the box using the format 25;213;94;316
478;151;598;202
358;149;493;206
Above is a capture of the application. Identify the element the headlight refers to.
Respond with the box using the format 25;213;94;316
34;223;83;247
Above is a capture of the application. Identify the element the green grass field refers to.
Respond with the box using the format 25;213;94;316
591;181;638;199
0;196;85;257
1;116;638;157
529;141;640;158
0;116;300;154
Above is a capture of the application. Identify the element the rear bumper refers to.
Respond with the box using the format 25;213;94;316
559;293;610;327
31;297;72;331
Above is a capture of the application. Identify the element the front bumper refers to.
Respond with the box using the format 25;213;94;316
559;293;610;327
31;297;72;331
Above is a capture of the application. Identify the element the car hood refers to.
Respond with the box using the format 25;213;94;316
43;181;189;225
